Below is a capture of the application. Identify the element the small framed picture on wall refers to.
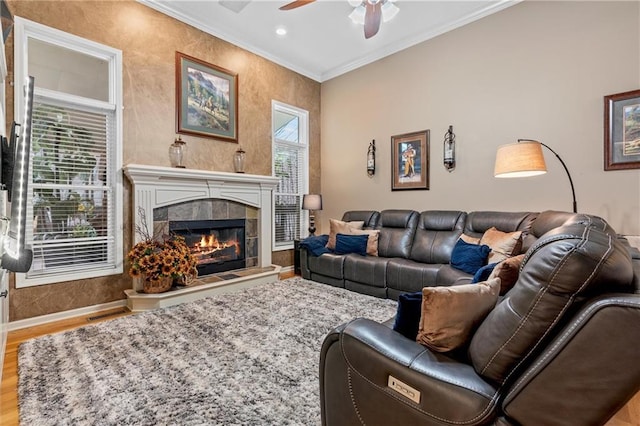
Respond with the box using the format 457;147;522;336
391;130;429;190
604;89;640;170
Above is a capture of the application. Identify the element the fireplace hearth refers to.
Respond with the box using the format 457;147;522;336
170;219;246;276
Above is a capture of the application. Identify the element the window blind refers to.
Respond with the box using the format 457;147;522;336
273;140;305;247
26;97;116;277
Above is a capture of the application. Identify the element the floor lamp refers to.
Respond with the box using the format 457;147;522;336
302;194;322;236
494;139;577;213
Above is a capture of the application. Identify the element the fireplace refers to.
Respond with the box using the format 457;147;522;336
123;164;281;311
169;219;246;276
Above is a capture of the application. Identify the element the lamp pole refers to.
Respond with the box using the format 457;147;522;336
518;139;577;213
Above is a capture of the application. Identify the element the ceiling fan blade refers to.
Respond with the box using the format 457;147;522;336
364;1;382;39
279;0;315;11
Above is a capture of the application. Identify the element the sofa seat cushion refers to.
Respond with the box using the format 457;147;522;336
469;216;635;385
386;258;441;293
344;254;390;288
308;253;346;279
435;264;474;286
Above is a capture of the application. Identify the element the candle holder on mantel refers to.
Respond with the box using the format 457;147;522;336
234;146;246;173
169;135;187;168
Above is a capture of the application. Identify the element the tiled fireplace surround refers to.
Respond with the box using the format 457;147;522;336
123;164;281;311
153;199;259;270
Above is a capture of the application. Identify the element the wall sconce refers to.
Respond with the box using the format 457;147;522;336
367;139;375;177
443;125;455;172
302;194;322;236
494;139;577;213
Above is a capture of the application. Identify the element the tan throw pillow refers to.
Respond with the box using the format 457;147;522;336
416;278;500;352
350;228;380;256
459;234;481;245
326;219;365;250
489;254;525;295
480;227;523;263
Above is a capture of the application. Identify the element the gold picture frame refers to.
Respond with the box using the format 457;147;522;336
391;130;429;190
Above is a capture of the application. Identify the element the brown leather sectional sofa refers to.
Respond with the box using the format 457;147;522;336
300;209;640;425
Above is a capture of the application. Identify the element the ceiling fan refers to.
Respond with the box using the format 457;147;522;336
279;0;398;39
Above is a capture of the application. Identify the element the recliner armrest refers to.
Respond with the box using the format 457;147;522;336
502;293;640;426
320;318;499;426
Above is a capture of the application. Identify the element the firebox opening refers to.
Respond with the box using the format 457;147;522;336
169;219;246;277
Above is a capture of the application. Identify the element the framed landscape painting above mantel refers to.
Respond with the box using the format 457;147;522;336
176;52;238;142
604;89;640;170
391;130;430;190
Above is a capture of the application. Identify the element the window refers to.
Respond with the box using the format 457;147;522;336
14;18;123;287
272;101;309;250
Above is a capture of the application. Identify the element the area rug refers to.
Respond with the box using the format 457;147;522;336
18;277;397;425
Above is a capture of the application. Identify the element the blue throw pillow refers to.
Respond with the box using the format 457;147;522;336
472;262;499;283
392;291;422;340
299;235;331;256
334;234;369;256
450;239;491;275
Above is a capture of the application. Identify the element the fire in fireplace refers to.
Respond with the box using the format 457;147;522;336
169;219;246;276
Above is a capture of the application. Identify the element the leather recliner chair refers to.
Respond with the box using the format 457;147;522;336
319;214;640;426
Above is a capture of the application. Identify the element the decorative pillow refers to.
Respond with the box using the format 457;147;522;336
472;262;499;284
480;227;523;263
351;228;380;256
416;278;501;352
326;219;365;250
488;254;525;295
334;234;369;256
299;234;331;257
392;291;422;340
459;234;481;245
450;238;491;274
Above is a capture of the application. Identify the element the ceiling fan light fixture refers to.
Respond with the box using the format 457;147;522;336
381;1;399;22
349;5;366;25
348;0;363;7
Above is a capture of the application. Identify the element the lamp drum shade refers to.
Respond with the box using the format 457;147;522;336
302;194;322;210
494;141;547;178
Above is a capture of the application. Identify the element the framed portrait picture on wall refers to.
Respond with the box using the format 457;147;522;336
604;89;640;170
391;130;429;190
176;52;238;142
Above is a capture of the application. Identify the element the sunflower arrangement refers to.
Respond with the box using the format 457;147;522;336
127;234;198;283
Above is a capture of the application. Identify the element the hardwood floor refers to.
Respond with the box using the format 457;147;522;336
1;271;637;426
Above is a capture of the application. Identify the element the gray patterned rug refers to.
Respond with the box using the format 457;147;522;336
18;277;397;425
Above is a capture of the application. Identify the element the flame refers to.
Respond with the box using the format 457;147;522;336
193;233;240;259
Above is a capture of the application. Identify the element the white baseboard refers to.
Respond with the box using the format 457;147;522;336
279;265;294;274
7;299;128;331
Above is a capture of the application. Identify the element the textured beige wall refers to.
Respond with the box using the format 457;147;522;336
5;0;320;321
320;1;640;236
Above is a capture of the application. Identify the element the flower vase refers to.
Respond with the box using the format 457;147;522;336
141;274;173;294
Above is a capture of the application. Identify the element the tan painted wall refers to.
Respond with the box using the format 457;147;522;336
5;0;320;321
320;1;640;236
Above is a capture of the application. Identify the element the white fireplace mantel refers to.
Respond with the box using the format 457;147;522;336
123;164;279;268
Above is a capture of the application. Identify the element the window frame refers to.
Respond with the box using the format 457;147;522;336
271;100;309;251
13;17;123;287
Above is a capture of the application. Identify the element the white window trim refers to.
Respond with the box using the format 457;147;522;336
13;17;123;287
271;100;309;251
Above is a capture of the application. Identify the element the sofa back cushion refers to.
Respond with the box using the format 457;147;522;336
409;211;466;263
377;210;419;258
468;215;634;385
524;210;577;252
341;210;380;230
464;211;538;253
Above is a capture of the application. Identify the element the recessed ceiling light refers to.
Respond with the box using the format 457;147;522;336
275;27;287;36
